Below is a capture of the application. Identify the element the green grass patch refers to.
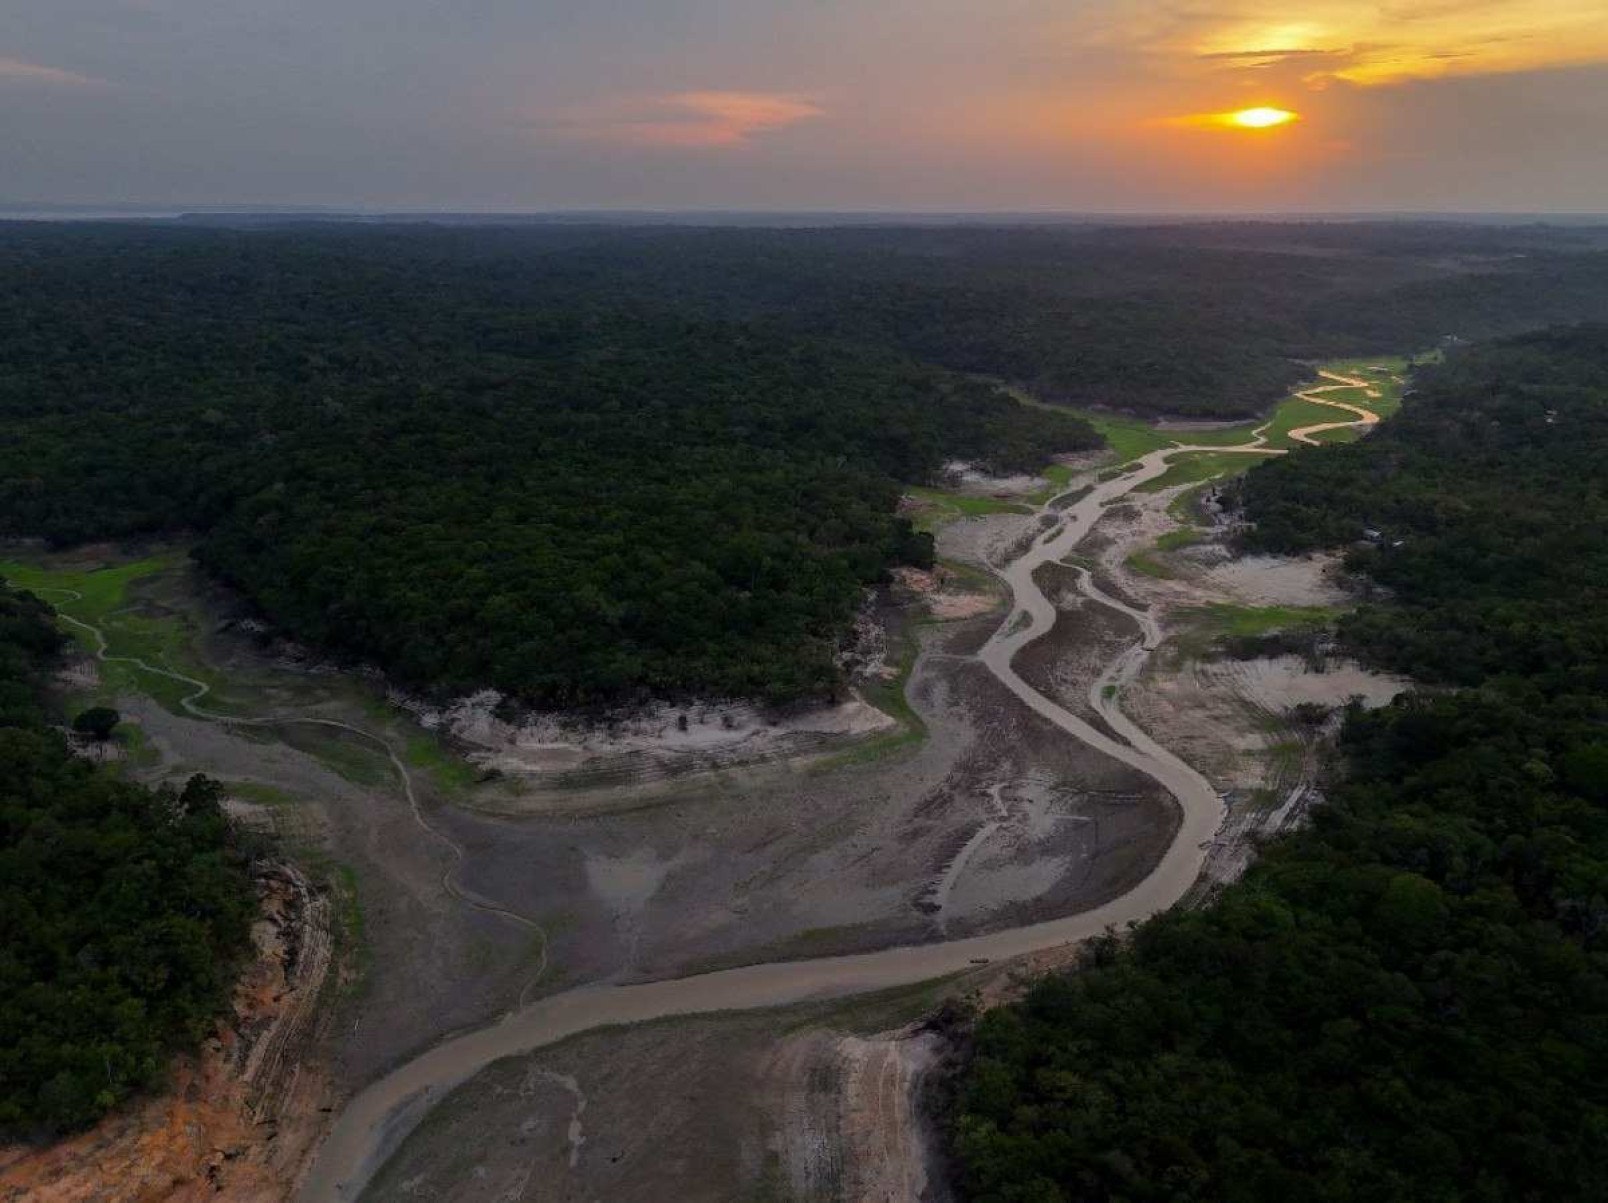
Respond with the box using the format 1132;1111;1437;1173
1125;551;1178;579
278;723;395;789
1166;483;1215;527
822;552;1005;770
858;628;922;738
227;781;299;809
1154;528;1201;552
906;486;1032;518
111;719;162;771
1054;355;1420;480
0;551;242;716
1135;449;1271;493
1026;462;1078;505
1250;357;1416;450
821;624;927;771
0;553;176;621
906;484;1033;535
1184;602;1341;638
1070;411;1179;461
1171;422;1263;447
938;558;1006;601
1310;424;1363;445
403;732;481;794
329;862;370;995
1321;356;1412;420
1258;395;1367;449
1265;738;1306;778
1244;785;1283;810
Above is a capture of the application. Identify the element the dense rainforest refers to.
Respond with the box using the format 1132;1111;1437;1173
5;222;1608;704
0;583;255;1136
1241;325;1608;689
950;326;1608;1201
0;230;1092;704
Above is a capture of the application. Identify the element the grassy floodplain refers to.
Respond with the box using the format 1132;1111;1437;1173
0;548;479;797
0;551;233;716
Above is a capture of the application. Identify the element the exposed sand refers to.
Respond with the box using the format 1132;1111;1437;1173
939;459;1046;498
892;565;999;620
1199;654;1409;714
409;691;898;781
933;511;1038;570
1201;553;1351;608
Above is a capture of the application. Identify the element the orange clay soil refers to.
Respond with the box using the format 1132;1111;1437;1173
0;863;334;1203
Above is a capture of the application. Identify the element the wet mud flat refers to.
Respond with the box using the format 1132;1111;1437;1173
99;550;1174;1102
439;615;1178;992
119;694;544;1091
356;986;959;1203
1014;560;1142;741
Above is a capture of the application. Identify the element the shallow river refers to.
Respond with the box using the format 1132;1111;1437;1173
299;439;1285;1199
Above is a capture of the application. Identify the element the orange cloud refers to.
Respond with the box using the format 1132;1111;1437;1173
1195;2;1608;85
537;91;823;149
0;56;108;89
1060;0;1608;88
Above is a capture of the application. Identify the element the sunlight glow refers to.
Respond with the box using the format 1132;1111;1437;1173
1228;107;1298;129
1126;0;1608;86
1163;106;1301;133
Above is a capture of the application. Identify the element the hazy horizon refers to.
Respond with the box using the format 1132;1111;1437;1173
5;205;1608;224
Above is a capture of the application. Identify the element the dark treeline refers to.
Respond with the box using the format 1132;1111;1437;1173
492;224;1608;417
950;326;1608;1200
0;583;255;1135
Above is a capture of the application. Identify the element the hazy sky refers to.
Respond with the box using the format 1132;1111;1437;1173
5;0;1607;212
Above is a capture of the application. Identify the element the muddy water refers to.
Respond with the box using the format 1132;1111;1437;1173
298;440;1312;1201
1286;371;1381;446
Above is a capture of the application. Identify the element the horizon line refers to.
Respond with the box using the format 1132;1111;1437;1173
4;204;1608;227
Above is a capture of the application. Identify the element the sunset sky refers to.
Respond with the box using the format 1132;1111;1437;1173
5;0;1607;212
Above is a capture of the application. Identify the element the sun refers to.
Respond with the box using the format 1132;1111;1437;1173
1227;107;1298;129
1162;106;1303;132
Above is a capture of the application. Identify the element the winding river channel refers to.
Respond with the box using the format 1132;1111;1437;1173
293;431;1328;1200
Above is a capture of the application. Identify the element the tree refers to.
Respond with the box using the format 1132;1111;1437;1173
71;705;120;742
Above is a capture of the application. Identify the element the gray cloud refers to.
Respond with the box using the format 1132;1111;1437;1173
1;0;1605;210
